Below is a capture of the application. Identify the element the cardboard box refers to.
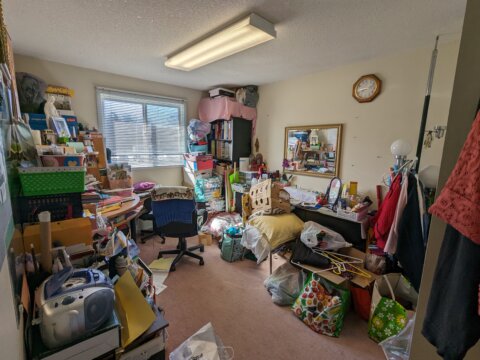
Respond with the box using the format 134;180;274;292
249;179;291;214
284;247;378;289
198;232;213;246
23;217;93;251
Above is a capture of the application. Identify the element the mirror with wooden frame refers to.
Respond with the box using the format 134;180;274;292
284;124;343;178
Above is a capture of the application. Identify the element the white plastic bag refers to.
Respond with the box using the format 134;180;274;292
201;212;242;237
169;323;233;360
188;119;211;142
264;262;307;306
240;224;270;263
379;313;416;360
300;221;352;250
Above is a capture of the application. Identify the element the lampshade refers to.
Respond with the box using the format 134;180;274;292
390;139;412;157
419;165;440;188
165;13;276;71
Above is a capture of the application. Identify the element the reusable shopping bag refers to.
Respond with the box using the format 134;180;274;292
368;274;418;343
292;273;350;337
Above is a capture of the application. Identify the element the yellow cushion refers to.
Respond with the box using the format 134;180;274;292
248;213;304;249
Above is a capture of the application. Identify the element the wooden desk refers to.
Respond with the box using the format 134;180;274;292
89;195;143;242
294;205;368;251
103;195;141;220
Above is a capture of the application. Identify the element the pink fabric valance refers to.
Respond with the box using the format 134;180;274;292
198;97;256;133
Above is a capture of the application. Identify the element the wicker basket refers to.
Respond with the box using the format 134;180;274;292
19;167;86;196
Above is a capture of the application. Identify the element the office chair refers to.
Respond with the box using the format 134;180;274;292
153;196;207;271
138;197;165;244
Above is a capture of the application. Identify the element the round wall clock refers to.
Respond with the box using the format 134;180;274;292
352;74;382;103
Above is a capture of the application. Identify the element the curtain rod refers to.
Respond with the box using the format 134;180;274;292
96;86;186;102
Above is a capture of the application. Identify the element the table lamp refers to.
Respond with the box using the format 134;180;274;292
390;139;412;168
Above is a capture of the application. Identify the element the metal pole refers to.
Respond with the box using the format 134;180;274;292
415;35;439;172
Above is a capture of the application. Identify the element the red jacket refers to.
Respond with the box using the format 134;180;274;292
373;174;402;250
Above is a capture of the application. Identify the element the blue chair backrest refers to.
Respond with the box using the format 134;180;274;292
151;199;196;228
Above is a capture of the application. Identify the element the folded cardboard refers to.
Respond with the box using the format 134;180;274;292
114;272;155;348
284;247;378;289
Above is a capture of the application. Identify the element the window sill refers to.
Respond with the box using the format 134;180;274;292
131;165;183;171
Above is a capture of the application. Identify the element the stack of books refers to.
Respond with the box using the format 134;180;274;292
215;141;232;160
212;121;232;140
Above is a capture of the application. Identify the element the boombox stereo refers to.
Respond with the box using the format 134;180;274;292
36;267;115;349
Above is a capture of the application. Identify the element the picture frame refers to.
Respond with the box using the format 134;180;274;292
51;116;71;137
284;124;343;178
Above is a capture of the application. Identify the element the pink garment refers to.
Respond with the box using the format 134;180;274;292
198;97;257;133
429;111;480;244
384;174;409;254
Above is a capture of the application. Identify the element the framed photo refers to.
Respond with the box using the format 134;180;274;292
51;116;71;137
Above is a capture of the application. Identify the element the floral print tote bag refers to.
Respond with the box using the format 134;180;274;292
292;273;350;337
368;297;408;342
368;274;416;343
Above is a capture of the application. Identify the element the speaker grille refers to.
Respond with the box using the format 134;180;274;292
84;289;114;330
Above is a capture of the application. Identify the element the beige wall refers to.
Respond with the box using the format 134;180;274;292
13;55;204;185
0;261;24;360
256;40;460;199
411;0;480;358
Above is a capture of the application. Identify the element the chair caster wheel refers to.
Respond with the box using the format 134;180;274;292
199;260;205;266
170;265;176;272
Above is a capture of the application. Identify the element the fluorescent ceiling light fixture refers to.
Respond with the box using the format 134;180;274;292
165;13;276;71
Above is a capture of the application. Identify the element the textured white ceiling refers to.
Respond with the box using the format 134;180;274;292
4;0;466;90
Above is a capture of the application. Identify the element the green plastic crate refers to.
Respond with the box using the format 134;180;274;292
19;167;86;196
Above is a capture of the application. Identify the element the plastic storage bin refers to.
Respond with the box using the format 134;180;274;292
19;167;86;196
184;153;213;171
189;144;208;153
19;193;83;223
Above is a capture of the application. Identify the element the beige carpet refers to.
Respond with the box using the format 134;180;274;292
139;236;384;360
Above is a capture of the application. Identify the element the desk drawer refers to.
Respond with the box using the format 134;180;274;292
119;330;166;360
293;207;366;250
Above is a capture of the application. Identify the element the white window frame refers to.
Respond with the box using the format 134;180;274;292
96;87;187;169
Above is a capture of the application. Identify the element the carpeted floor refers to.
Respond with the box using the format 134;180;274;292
138;236;384;360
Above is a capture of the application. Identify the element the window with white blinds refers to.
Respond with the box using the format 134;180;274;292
96;88;186;168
